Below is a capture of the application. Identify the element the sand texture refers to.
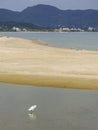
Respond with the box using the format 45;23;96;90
0;36;98;89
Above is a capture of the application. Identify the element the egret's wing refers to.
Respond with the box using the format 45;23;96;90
28;105;37;111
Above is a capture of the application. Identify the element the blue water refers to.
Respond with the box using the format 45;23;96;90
0;32;98;50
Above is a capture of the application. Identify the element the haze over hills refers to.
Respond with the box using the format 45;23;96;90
0;4;98;29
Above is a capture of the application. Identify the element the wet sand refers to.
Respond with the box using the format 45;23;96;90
0;36;98;89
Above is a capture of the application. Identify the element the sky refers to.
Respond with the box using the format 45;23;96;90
0;0;98;11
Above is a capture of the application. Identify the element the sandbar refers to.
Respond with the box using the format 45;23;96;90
0;36;98;89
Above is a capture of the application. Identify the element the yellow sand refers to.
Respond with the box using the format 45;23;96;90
0;36;98;89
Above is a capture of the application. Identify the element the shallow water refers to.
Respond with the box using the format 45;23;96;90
0;32;98;51
0;83;98;130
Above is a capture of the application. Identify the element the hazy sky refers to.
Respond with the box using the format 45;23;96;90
0;0;98;11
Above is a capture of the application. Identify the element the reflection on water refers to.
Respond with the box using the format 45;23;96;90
28;113;37;120
0;83;98;130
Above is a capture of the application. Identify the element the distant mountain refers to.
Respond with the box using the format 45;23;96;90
0;4;98;28
0;9;19;21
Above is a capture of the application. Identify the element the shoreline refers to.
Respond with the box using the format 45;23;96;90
0;73;98;89
0;36;98;89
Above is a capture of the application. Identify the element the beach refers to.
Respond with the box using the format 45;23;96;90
0;36;98;89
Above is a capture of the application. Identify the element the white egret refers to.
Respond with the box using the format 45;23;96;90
28;105;37;113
